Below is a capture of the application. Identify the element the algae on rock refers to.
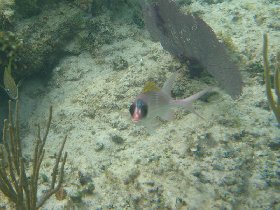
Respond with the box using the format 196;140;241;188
0;0;15;30
15;0;41;17
12;2;85;79
0;31;22;73
15;0;62;17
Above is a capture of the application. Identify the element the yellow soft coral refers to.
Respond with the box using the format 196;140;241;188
263;33;280;125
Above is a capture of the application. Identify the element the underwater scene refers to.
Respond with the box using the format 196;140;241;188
0;0;279;209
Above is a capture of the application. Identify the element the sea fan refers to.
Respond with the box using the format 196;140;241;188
142;0;243;98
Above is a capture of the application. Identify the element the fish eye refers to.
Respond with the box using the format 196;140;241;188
136;99;148;118
129;102;136;116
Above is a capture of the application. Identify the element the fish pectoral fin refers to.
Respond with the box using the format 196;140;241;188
137;117;160;135
185;104;206;121
145;120;160;135
192;109;206;121
160;110;174;121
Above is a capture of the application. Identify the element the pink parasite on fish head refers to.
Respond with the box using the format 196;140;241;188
129;98;148;122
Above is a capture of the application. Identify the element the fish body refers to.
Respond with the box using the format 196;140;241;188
2;60;18;100
129;73;212;124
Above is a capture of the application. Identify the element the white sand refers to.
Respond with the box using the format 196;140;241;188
1;0;279;209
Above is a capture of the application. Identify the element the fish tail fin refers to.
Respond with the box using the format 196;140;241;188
173;86;213;107
171;87;214;120
6;58;12;74
161;109;175;121
187;104;206;120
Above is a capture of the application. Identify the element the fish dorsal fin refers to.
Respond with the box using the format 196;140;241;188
162;72;179;95
142;81;160;93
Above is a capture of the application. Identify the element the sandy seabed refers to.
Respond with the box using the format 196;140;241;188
1;0;280;209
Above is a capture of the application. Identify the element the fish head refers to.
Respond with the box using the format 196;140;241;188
129;77;176;123
129;81;159;123
5;88;18;100
129;98;148;122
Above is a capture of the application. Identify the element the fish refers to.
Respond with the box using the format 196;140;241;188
129;72;213;126
2;59;18;100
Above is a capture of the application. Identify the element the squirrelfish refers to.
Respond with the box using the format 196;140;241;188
129;73;212;125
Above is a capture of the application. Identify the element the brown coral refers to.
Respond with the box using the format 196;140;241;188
0;100;67;209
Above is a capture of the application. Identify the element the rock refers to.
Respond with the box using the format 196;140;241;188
110;133;125;144
81;182;95;195
13;2;85;79
123;168;140;185
94;142;104;152
0;0;14;30
212;163;225;171
69;191;83;203
220;176;237;186
268;138;280;150
78;171;92;186
112;56;128;71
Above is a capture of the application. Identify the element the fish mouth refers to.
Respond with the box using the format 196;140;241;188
132;117;140;123
131;109;142;123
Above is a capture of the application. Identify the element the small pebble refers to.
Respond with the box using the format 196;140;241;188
110;133;125;144
94;142;104;152
123;169;140;185
78;171;92;186
268;138;280;150
112;56;128;71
